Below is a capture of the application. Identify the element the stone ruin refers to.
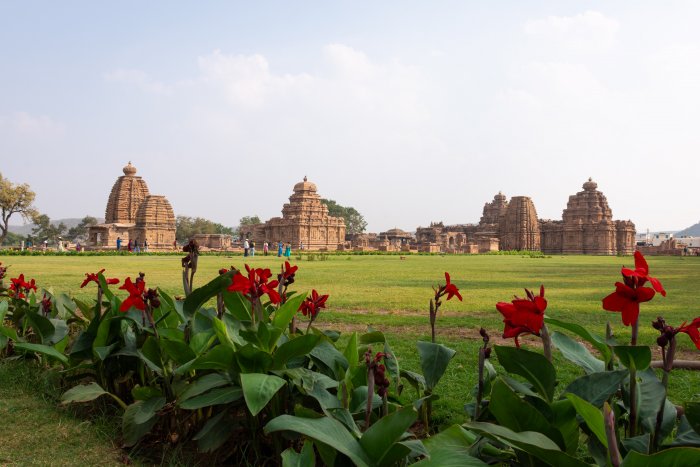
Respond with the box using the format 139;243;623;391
87;162;176;250
252;177;346;250
413;178;635;255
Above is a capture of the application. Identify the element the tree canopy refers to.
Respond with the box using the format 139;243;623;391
176;215;234;242
237;215;261;239
30;214;67;244
66;216;99;242
320;199;367;235
0;173;39;244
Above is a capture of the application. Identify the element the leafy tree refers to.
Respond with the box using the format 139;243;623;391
321;199;367;235
66;216;99;241
0;231;23;246
237;215;261;239
30;214;67;244
176;215;235;242
0;173;39;244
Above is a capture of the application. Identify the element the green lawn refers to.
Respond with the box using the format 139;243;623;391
2;253;700;462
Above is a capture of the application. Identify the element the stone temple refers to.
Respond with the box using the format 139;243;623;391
253;177;345;250
87;162;176;250
414;178;635;255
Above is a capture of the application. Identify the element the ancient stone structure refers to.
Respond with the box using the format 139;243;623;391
193;234;232;251
499;196;540;251
413;179;635;255
540;179;635;255
88;163;176;251
254;177;345;250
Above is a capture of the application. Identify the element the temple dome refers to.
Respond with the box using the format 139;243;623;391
123;161;137;176
583;177;598;191
105;163;150;224
136;195;175;227
293;176;317;193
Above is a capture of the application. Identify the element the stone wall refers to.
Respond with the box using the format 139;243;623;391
499;196;541;251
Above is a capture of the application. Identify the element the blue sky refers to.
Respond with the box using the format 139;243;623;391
2;1;699;232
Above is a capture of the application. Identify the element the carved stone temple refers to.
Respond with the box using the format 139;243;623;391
252;177;346;250
413;178;635;255
87;162;176;250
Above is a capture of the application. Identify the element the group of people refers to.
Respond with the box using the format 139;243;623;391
116;236;149;253
243;238;292;258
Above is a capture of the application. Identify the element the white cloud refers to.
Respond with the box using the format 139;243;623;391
0;112;65;137
104;68;174;95
524;11;620;53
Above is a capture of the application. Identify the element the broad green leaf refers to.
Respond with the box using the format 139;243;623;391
489;378;565;449
272;334;321;369
193;411;233;452
383;340;400;387
222;289;251;321
551;331;605;374
636;368;675;437
175;344;234;375
24;312;56;344
414;425;488;466
621;447;700;466
179;386;243;410
685;402;700;434
545;317;611;362
310;340;349;378
183;271;234;318
417;341;456;391
134;396;166;424
565;393;607;447
281;440;315;467
270;293;307;345
159;338;196;365
360;331;386;344
562;369;628;407
97;273;116;302
61;382;108;404
179;373;231;402
265;415;372;467
236;344;274;373
343;332;359;368
668;416;700;447
122;399;159;446
494;345;556;402
360;407;417;465
211;316;234;347
14;342;68;365
240;373;286;416
550;399;580;454
614;345;651;371
463;421;590;467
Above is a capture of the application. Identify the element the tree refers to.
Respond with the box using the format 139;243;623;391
321;199;367;235
237;215;261;239
30;214;67;244
0;173;39;244
66;216;99;241
176;215;235;242
1;231;23;247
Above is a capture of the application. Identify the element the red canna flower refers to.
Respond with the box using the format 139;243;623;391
299;289;329;319
41;293;52;316
228;264;281;304
602;282;655;326
119;276;147;312
80;269;120;288
9;274;37;299
622;251;666;297
678;317;700;350
443;272;463;301
496;286;547;347
278;261;298;287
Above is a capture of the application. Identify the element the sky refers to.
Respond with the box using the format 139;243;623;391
1;1;699;233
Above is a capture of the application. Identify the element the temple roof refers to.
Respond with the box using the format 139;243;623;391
293;176;317;193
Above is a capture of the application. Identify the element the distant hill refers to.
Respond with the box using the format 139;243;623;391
676;221;700;237
8;217;104;236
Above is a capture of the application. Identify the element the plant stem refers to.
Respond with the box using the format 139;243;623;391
429;299;436;343
631;319;639;346
653;337;676;450
540;324;552;362
604;402;622;467
629;368;638;437
365;369;375;430
475;347;485;420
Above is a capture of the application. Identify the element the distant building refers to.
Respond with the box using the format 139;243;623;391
87;162;176;251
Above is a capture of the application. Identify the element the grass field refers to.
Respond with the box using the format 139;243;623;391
2;253;700;464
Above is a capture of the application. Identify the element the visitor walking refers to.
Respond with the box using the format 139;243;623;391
128;239;133;252
144;239;148;252
250;240;256;257
263;241;268;256
116;236;122;251
244;238;249;257
300;241;304;251
284;242;291;258
277;240;283;257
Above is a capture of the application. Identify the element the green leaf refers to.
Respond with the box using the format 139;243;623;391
562;369;628;407
122;399;160;446
494;345;556;402
360;407;417;465
614;345;651;371
636;368;675;437
383;340;400;388
565;393;607;448
236;344;274;373
417;341;456;391
668;416;700;447
414;424;488;467
545;317;611;363
265;415;372;467
240;373;286;416
621;447;700;466
551;331;605;374
175;344;234;375
685;402;700;434
360;331;386;344
344;332;359;368
179;373;231;402
133;396;166;424
463;421;590;467
61;382;109;404
272;334;321;369
310;340;349;378
179;386;243;410
282;440;315;467
183;271;234;318
159;338;197;365
24;312;56;344
193;411;233;452
270;293;307;345
222;290;251;321
14;342;68;365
